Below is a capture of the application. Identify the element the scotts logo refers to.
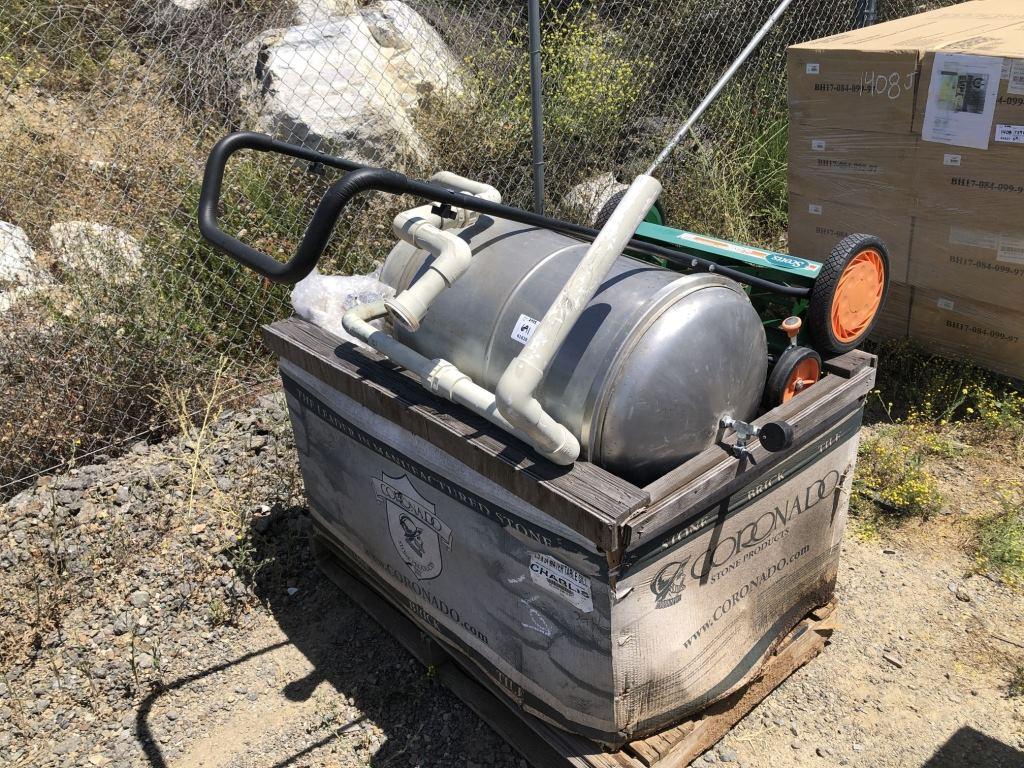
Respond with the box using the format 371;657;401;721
767;253;812;270
373;473;452;580
650;468;844;608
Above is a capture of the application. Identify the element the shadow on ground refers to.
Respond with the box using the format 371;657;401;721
921;726;1024;768
134;503;520;768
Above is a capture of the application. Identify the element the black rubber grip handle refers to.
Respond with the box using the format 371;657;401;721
197;131;812;296
198;132;365;284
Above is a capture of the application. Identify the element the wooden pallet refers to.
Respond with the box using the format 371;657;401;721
313;532;838;768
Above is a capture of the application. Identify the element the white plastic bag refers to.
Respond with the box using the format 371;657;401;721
290;266;395;347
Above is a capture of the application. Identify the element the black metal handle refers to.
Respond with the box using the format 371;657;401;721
198;131;811;296
198;132;367;283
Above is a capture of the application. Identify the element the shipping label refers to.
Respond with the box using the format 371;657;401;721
1009;59;1024;96
922;53;1002;149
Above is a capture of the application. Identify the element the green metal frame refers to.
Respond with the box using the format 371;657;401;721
631;220;825;354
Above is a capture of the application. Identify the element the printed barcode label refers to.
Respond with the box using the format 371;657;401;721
808;204;823;215
811;139;826;151
943;154;962;166
997;237;1024;265
937;298;955;311
806;63;820;75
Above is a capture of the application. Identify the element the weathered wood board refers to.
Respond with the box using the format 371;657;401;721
264;317;875;748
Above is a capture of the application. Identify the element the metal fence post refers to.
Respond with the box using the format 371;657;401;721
857;0;878;27
528;0;545;215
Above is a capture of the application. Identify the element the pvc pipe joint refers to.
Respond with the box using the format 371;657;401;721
386;207;473;331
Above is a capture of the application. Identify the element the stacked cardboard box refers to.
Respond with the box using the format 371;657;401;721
787;0;1024;379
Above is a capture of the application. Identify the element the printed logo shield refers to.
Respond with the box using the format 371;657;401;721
373;473;452;580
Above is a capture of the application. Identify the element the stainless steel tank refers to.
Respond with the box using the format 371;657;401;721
380;216;767;484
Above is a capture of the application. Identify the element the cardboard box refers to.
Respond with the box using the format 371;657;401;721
787;47;920;133
914;141;1024;222
872;281;913;342
909;288;1024;379
908;217;1024;309
788;124;917;210
787;2;1023;133
914;51;1024;145
788;193;911;283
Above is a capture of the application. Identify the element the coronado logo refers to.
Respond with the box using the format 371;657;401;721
373;473;452;580
650;467;843;608
651;557;692;608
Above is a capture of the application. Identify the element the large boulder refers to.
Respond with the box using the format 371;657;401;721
249;1;462;167
0;222;46;313
561;173;628;226
295;0;361;25
49;222;143;284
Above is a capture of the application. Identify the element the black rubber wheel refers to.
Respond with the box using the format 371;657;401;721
763;346;822;410
593;188;667;229
807;233;890;356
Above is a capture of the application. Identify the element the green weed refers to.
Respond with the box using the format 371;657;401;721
976;491;1024;587
870;340;1024;438
853;422;946;521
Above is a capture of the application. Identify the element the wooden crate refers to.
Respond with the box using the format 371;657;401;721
313;527;837;768
263;317;875;747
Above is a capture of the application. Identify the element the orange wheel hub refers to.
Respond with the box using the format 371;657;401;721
783;357;821;402
830;248;886;344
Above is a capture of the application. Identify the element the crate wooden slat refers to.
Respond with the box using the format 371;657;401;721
313;526;837;768
264;318;649;552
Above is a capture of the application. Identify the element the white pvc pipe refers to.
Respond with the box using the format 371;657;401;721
343;302;529;443
430;171;501;204
386;208;472;330
384;174;499;330
494;174;663;465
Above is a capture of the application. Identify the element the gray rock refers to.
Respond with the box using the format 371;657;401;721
49;222;143;282
561;173;628;225
0;221;45;311
247;1;463;167
53;734;81;755
718;747;739;762
129;590;150;608
295;0;359;25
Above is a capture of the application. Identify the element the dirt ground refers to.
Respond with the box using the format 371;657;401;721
2;399;1022;768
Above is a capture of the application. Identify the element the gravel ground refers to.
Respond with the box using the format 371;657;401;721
1;394;1022;767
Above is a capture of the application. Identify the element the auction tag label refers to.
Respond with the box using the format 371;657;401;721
511;313;539;345
996;124;1024;145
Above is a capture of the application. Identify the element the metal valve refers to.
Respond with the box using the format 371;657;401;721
720;416;794;457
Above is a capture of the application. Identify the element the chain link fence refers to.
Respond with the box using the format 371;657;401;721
0;0;959;494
